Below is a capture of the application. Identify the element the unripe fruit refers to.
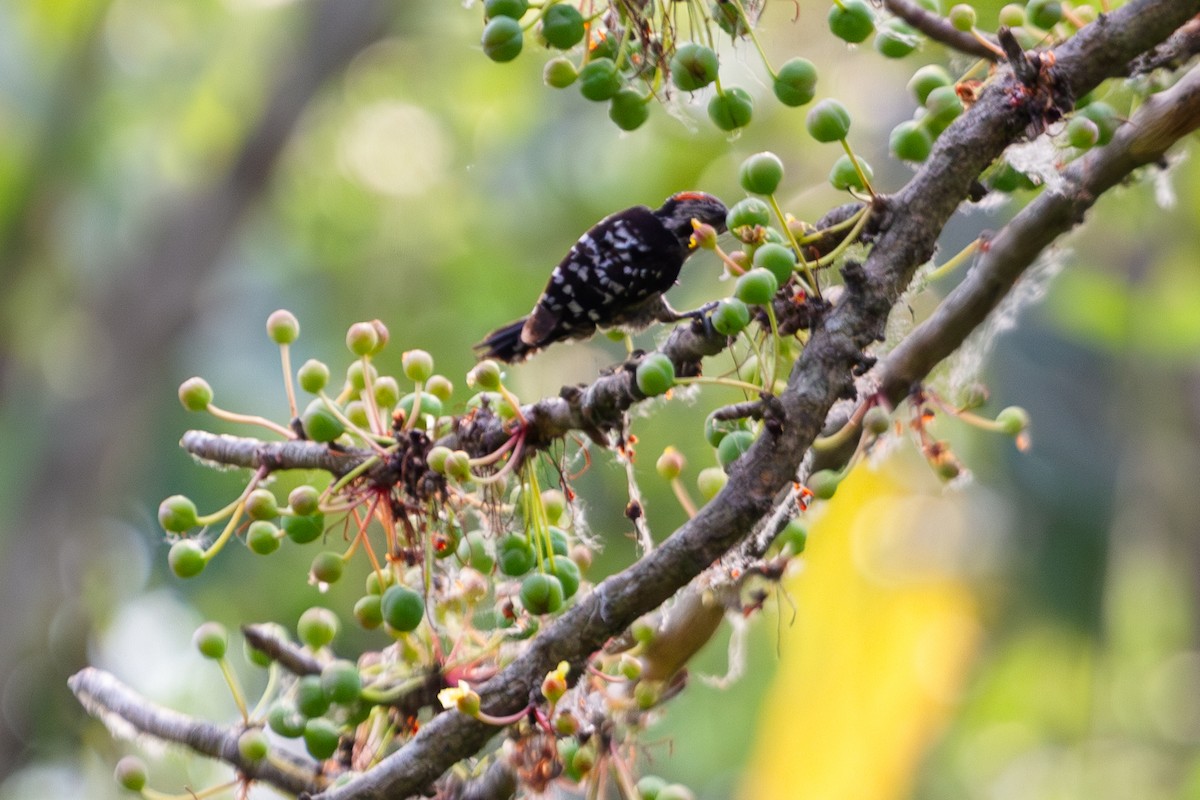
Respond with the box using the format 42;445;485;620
193;621;227;659
579;58;622;101
610;88;650;131
374;376;400;408
296;677;330;718
245;489;278;521
345;322;378;356
1077;101;1119;145
716;429;755;467
402;349;434;382
168;540;206;578
303;718;340;760
635;353;676;397
726;197;772;231
752;243;797;285
806;98;852;142
267;702;306;738
1065;116;1099;149
739;151;785;195
830;155;873;191
907;64;951;105
657;784;697;800
711;298;751;335
924;84;964;128
864;406;890;435
283;512;325;544
874;19;919;58
468;359;502;391
114;755;148;791
382;585;425;632
773;57;818;107
697;466;728;500
998;3;1025;26
310;552;344;584
544;56;578;88
457;531;495;573
398;393;443;420
776;518;808;554
948;4;976;32
178;377;213;411
266;309;299;345
288;485;320;516
708;87;753;131
301;401;344;443
345;360;376;392
996;405;1030;435
670;43;719;91
482;16;523;62
485;0;527;19
637;775;668;800
425;374;453;402
159;494;198;533
520;573;565;614
808;469;842;499
656;446;685;480
354;594;383;629
551;557;581;598
827;0;875;43
1025;0;1062;30
247;521;281;555
297;607;339;649
541;3;585;49
542;489;567;524
321;660;363;704
497;534;536;576
238;728;270;761
890;120;933;162
734;268;779;305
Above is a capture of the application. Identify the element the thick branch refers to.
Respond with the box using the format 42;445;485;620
882;0;1000;61
68;667;324;796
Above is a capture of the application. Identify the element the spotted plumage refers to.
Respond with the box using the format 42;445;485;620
476;192;728;363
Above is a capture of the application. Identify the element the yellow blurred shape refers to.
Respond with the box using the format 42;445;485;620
740;462;981;800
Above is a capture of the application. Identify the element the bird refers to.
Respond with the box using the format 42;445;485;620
475;191;728;363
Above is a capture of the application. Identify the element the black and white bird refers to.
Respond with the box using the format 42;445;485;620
475;192;728;363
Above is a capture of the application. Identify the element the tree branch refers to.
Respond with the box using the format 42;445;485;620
882;0;1000;61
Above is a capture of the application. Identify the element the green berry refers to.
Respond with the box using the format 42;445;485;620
482;16;523;62
550;557;581;598
425;374;453;402
193;621;227;660
707;87;753;131
158;494;198;533
726;197;772;231
657;784;696;800
297;607;339;649
711;0;748;36
266;309;299;345
670;43;719;91
734;267;779;305
288;485;320;516
890;120;933;162
947;4;976;31
301;401;344;443
924;84;964;130
773;57;818;107
752;243;797;285
704;412;743;447
374;376;400;408
178;376;213;411
427;445;452;474
1025;0;1062;29
354;594;383;629
457;531;495;573
345;322;378;356
237;728;269;762
544;56;578;88
536;526;570;559
1077;101;1119;145
829;154;873;191
656;446;685;480
283;512;325;545
345;360;376;393
397;392;443;421
637;775;668;800
485;0;527;19
907;64;951;105
247;520;281;555
168;540;206;578
245;489;278;521
697;466;728;500
519;573;565;615
610;88;650;131
806;98;852;142
443;450;472;482
1065;116;1099;149
321;660;362;704
468;359;503;391
635;353;676;397
497;534;536;576
808;469;841;499
310;552;344;584
114;755;148;792
579;58;622;101
711;298;751;336
827;0;875;43
864;406;890;435
716;429;755;468
740;151;785;195
267;702;306;738
382;585;425;633
303;718;340;760
998;3;1025;26
541;4;585;49
996;405;1030;436
402;349;434;382
875;18;919;57
775;518;808;554
542;489;568;524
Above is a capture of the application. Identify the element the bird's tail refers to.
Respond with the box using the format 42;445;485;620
474;318;537;363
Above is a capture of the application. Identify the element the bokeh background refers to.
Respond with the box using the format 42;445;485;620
1;0;1199;797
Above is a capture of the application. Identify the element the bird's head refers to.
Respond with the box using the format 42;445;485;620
654;191;728;246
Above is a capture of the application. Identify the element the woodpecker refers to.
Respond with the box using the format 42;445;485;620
476;191;728;363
